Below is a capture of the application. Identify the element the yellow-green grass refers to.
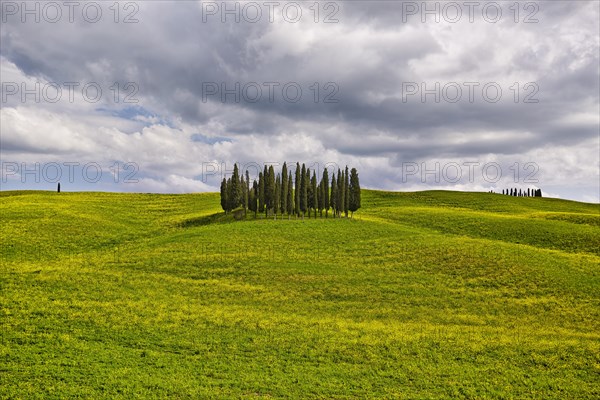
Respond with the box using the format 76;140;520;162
1;190;599;398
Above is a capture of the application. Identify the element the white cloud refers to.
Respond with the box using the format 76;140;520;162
1;2;598;202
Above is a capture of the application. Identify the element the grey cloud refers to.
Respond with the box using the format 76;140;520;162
0;0;598;201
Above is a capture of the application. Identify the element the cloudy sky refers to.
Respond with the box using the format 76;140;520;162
1;1;598;202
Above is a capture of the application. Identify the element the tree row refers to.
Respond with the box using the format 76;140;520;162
489;188;542;197
220;163;361;219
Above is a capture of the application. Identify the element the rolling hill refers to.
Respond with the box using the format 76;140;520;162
1;190;598;398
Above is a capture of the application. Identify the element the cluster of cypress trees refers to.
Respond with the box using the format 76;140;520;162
220;163;361;219
497;188;542;197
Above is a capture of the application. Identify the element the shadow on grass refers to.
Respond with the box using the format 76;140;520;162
177;213;230;228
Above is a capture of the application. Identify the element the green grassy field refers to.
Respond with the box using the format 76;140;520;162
1;190;599;398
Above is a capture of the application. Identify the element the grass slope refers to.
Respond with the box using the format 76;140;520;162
1;190;599;398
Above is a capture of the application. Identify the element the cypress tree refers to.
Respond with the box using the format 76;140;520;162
287;172;293;219
295;163;301;217
226;177;233;212
240;175;246;214
322;168;329;218
317;180;322;217
344;166;349;218
245;170;250;211
249;180;258;218
311;172;318;219
306;168;313;218
220;178;228;214
266;165;275;217
263;165;269;216
231;163;241;209
318;178;324;217
330;172;337;218
300;164;307;218
306;168;311;218
258;172;265;213
349;167;361;218
248;182;254;213
281;162;288;216
274;174;281;220
337;169;343;217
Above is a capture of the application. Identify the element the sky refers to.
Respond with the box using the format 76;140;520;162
1;0;599;202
